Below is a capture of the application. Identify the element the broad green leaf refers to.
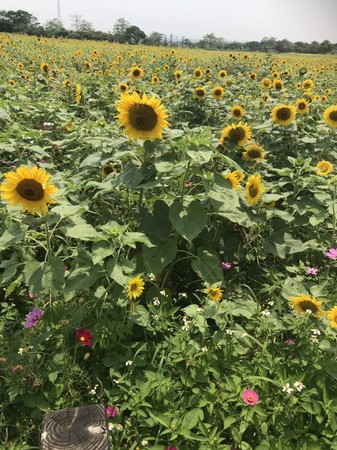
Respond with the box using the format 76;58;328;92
142;236;177;274
191;249;223;284
0;222;25;250
65;219;102;241
169;200;207;242
182;408;204;430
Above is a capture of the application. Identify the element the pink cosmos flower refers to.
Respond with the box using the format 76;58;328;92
76;328;93;347
221;262;232;270
167;446;177;450
325;248;337;259
305;267;318;275
24;307;43;328
106;406;118;418
28;292;35;299
242;389;259;405
285;339;295;345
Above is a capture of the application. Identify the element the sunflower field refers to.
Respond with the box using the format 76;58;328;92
1;33;337;450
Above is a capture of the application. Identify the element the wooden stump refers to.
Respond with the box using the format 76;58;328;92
41;404;110;449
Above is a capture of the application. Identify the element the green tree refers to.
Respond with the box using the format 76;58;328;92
0;9;39;33
123;25;146;44
112;17;130;42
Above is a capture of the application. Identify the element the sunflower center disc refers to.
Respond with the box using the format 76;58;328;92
329;111;337;121
233;109;241;117
276;108;291;121
228;127;245;143
249;184;259;198
129;104;158;131
248;149;261;159
16;179;44;201
298;103;306;110
299;300;318;313
130;283;138;292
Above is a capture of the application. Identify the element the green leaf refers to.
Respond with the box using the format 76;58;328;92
0;222;25;250
263;231;307;259
106;259;129;286
24;260;44;293
191;249;223;284
130;305;150;327
223;416;237;430
142;236;177;274
139;200;172;241
182;408;204;430
65;219;102;241
64;268;99;296
121;232;154;248
92;241;115;265
169;200;207;242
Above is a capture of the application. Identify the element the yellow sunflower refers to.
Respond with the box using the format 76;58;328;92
302;79;314;90
174;70;182;82
151;74;159;85
289;294;324;317
116;91;169;141
273;79;284;90
40;62;49;75
271;105;297;126
0;166;58;214
245;174;264;205
327;306;337;328
126;275;145;300
242;143;265;162
218;69;227;80
206;286;223;302
101;164;118;177
231;105;245;120
315;160;333;176
261;78;271;89
249;72;257;80
130;66;144;79
225;170;244;191
118;82;128;93
296;98;309;114
221;122;252;147
194;67;203;79
194;87;206;100
323;105;337;128
212;86;224;100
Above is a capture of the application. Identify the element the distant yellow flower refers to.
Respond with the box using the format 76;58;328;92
194;87;206;99
273;79;283;90
118;82;128;93
316;160;333;176
212;86;224;100
206;287;223;302
174;70;182;82
261;78;271;89
221;122;252;147
218;69;227;79
327;306;337;328
194;67;203;79
323;105;337;128
289;294;324;317
245;174;264;205
231;105;244;119
302;79;314;90
116;91;169;141
40;62;49;75
242;143;265;162
271;105;297;126
126;275;145;300
75;84;82;104
0;166;57;214
130;66;144;79
296;98;309;114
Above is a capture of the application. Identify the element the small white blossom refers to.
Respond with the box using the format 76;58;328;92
148;273;156;281
125;360;133;366
196;307;204;314
261;310;271;316
141;440;148;446
18;348;26;355
294;381;305;392
240;333;248;338
152;314;159;321
268;301;274;306
305;309;313;315
179;292;187;298
160;290;167;296
282;383;294;394
311;329;321;336
201;346;208;352
226;329;234;336
153;297;160;306
310;336;319;344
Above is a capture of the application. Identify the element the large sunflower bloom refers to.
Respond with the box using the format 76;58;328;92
245;174;264;205
296;98;309;114
194;87;206;100
0;166;57;214
289;294;324;317
221;122;252;147
271;105;297;126
302;79;314;90
212;86;224;100
327;306;337;328
316;160;333;176
126;275;145;300
231;105;245;120
116;91;169;141
323;105;337;128
261;78;271;89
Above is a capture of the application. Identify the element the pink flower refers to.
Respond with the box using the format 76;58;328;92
325;248;337;259
167;446;177;450
24;307;43;328
242;389;259;405
285;339;295;345
221;262;232;270
76;328;93;347
12;365;23;374
106;406;118;418
305;267;318;275
28;292;35;299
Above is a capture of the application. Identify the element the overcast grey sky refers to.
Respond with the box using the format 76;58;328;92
1;0;337;43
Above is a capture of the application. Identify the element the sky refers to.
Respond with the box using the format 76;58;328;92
1;0;337;43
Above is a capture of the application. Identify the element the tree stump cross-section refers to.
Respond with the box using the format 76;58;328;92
41;404;110;449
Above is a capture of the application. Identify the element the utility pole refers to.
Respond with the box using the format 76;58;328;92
57;0;62;25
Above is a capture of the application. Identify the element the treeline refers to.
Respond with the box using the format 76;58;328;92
0;9;336;54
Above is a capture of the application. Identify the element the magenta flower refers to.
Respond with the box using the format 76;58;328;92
221;262;232;270
325;248;337;259
305;267;318;275
24;307;43;329
76;328;93;347
242;389;259;405
167;446;177;450
106;406;118;418
285;339;295;345
28;292;35;299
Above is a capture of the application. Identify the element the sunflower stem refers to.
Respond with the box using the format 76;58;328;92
180;159;191;204
44;216;53;263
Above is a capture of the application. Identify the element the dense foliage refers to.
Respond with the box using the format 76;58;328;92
0;34;337;450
